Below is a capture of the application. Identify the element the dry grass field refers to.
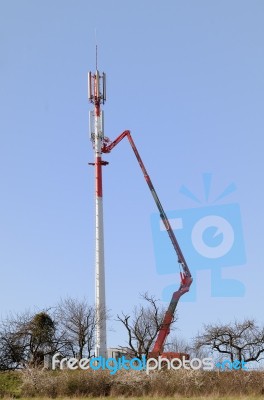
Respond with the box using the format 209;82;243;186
7;397;264;400
1;369;264;398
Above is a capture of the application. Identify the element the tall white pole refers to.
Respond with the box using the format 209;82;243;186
88;69;107;358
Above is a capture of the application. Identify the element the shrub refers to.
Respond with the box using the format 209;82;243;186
19;368;264;398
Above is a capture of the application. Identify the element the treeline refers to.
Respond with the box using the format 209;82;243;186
0;293;167;370
1;293;264;371
0;297;97;370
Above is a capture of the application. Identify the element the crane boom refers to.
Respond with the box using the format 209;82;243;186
102;130;192;356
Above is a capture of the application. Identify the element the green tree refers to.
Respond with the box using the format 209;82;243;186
28;312;55;367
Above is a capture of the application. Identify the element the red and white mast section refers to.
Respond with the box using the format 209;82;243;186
88;55;107;358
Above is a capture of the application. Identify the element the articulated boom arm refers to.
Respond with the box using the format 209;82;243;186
102;130;192;355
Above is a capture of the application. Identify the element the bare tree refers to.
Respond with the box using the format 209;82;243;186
117;292;175;358
55;297;97;358
0;317;26;370
0;310;56;370
165;335;210;359
0;298;99;370
195;319;264;363
164;336;190;354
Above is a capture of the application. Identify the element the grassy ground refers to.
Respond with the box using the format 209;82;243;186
0;371;22;397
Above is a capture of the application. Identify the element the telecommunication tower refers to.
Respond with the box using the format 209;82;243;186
88;58;107;358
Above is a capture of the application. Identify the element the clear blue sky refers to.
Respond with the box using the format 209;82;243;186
0;0;263;348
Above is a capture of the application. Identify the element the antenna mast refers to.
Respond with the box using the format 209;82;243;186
88;52;107;358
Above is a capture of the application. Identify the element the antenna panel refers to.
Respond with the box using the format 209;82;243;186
89;110;95;140
88;72;93;101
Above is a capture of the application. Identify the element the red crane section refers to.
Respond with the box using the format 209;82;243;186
102;130;193;356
